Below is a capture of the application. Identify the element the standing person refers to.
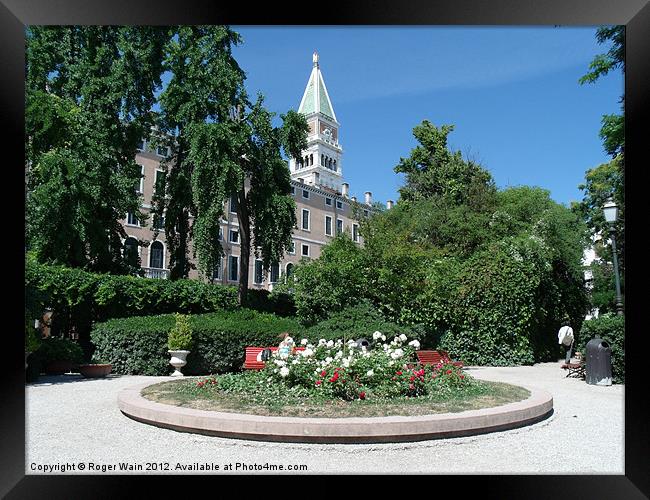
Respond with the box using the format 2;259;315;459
557;320;575;364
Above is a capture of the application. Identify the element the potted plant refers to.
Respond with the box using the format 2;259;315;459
79;356;113;378
167;313;193;377
38;337;84;375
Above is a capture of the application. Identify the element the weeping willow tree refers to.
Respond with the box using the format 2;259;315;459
154;26;308;303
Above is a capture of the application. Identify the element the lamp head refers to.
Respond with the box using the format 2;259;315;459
603;198;618;224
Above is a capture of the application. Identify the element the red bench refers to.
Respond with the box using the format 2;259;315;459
416;350;464;368
243;346;305;370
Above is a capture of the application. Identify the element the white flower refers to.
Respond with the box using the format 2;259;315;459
334;350;343;359
381;335;386;341
388;360;394;366
325;357;333;365
326;340;334;348
408;340;421;349
280;367;290;377
399;334;407;342
301;348;314;357
292;359;299;365
342;359;350;368
373;331;383;340
274;359;286;367
301;338;308;345
366;369;374;377
390;349;404;360
347;339;356;346
318;339;327;346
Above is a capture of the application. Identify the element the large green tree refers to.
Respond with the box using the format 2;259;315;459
576;26;625;313
154;26;308;303
579;25;624;158
153;26;246;279
26;26;168;273
187;98;308;305
394;121;496;209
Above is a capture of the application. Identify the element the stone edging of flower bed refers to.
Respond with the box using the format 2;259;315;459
117;381;553;443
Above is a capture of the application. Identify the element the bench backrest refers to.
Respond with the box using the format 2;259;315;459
243;346;305;370
416;350;464;368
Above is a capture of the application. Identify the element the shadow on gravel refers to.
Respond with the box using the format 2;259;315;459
27;374;125;386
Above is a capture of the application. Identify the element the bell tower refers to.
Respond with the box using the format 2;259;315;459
290;51;344;193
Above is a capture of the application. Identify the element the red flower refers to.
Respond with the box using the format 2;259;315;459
460;375;465;379
320;370;327;377
396;371;403;376
315;380;322;386
409;376;415;382
359;391;366;400
446;369;452;375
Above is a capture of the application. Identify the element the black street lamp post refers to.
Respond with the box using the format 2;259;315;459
603;199;623;315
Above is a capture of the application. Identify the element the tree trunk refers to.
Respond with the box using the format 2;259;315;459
237;185;251;307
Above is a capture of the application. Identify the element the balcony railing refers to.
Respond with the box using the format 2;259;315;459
143;267;169;279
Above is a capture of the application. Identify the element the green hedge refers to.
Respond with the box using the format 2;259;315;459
577;314;625;384
244;289;296;317
435;238;585;366
25;262;239;349
305;301;425;344
90;310;304;375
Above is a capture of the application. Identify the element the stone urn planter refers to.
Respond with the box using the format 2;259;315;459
168;350;190;377
79;363;113;378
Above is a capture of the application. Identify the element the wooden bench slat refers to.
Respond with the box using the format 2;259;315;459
243;346;305;370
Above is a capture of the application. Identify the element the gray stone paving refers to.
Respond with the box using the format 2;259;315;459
25;361;624;474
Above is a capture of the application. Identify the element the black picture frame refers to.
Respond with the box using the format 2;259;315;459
3;0;647;496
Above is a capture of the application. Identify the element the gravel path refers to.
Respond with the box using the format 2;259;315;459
26;362;624;474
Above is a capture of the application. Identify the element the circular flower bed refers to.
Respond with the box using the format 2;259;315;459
140;332;533;419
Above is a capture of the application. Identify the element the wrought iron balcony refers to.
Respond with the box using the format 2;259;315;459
143;267;169;279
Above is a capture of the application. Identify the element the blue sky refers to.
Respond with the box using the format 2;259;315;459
228;26;623;207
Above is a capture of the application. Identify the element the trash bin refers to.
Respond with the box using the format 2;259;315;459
585;335;612;386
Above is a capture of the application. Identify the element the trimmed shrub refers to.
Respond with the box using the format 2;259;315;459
37;337;84;364
91;310;305;375
25;262;239;351
438;238;579;366
577;313;624;384
305;301;425;345
168;313;193;351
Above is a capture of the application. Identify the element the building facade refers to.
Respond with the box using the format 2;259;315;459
121;52;386;290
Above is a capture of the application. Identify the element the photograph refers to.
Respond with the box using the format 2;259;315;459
3;0;646;494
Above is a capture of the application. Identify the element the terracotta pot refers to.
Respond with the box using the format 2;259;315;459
79;364;112;378
45;360;73;375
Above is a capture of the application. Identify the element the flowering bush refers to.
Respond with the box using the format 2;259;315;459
260;331;471;401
